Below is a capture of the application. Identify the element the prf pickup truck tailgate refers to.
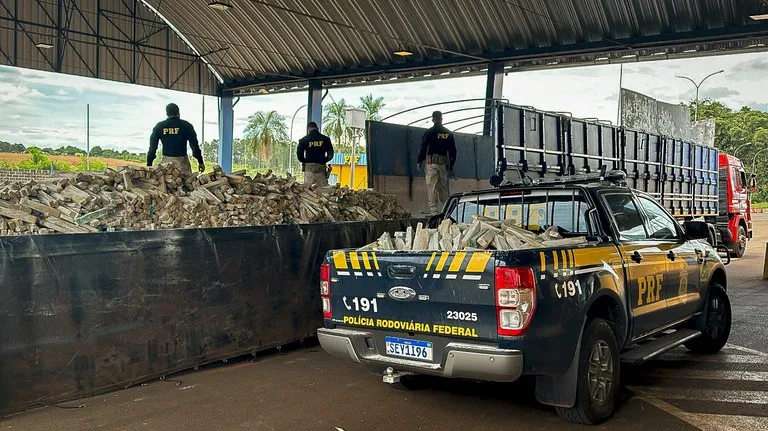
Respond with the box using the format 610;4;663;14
326;250;498;341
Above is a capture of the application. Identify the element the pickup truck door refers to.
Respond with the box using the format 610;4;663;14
635;195;702;322
602;192;669;339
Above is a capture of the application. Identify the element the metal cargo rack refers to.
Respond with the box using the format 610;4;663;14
491;102;719;218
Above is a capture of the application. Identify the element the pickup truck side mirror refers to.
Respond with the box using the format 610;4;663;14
683;220;710;241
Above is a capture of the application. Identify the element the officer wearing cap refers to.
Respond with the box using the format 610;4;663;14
147;103;204;174
297;121;334;186
417;111;457;213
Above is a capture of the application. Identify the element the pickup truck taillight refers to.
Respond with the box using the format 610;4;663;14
495;267;536;336
320;263;331;319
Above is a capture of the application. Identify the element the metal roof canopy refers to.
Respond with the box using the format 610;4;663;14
141;0;768;96
2;1;768;97
0;0;220;95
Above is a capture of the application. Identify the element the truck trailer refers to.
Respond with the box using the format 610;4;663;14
488;103;752;256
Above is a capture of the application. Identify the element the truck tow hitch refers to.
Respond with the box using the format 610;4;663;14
383;367;413;384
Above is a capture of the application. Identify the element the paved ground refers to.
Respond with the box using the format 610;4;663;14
3;216;768;431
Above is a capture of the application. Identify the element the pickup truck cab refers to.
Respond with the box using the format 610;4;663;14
317;175;731;425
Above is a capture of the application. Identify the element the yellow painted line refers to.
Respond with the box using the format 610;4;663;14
333;251;348;270
371;252;380;270
633;300;666;317
425;252;438;271
569;249;575;268
449;251;467;272
466;252;492;273
561;249;568;269
572;246;618;267
666;293;700;307
539;252;546;272
435;252;450;272
349;252;361;270
360;252;372;270
552;250;559;270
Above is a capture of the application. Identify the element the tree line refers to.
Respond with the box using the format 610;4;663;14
692;100;768;202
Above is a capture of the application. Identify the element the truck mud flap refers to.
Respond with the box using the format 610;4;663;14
534;327;583;408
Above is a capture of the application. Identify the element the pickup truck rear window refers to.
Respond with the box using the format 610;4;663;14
451;189;591;234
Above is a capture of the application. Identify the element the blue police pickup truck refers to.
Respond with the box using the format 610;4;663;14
317;173;731;425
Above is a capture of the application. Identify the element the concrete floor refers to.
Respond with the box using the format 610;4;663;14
3;216;768;431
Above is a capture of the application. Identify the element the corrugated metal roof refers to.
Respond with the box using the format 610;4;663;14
3;0;768;96
0;0;219;95
139;0;768;95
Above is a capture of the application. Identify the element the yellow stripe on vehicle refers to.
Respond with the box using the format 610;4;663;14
572;247;618;267
540;252;546;272
552;250;559;270
666;292;700;307
333;251;348;270
561;249;568;269
569;249;575;268
371;252;380;270
361;252;372;270
426;252;438;271
435;252;450;272
349;252;361;270
633;300;667;317
466;252;492;273
449;251;467;272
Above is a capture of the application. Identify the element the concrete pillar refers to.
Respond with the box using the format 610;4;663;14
218;94;234;173
307;79;323;130
483;62;505;136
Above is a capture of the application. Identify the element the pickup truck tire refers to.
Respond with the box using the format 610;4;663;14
555;318;619;425
684;284;731;354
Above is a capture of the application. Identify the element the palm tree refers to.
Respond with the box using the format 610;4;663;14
323;99;350;148
360;94;385;121
243;110;289;161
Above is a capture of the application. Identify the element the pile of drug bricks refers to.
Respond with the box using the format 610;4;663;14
0;164;409;236
358;215;587;252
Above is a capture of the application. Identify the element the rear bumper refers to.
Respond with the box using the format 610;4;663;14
317;327;523;383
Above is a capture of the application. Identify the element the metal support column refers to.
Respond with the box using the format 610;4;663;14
307;79;323;130
483;62;504;136
218;94;234;173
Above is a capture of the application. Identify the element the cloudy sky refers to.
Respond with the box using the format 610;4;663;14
1;51;767;154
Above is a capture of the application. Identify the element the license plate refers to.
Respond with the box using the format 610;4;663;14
385;336;433;361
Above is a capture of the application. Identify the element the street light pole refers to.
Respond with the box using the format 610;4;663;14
676;70;725;122
751;147;768;175
289;104;306;175
733;142;753;158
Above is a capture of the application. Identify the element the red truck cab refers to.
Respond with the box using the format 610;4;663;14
718;153;752;257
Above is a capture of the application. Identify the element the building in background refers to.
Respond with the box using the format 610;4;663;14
328;153;367;190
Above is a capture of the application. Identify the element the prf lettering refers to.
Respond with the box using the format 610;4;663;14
308;140;324;148
163;127;180;135
637;274;663;306
437;133;450;139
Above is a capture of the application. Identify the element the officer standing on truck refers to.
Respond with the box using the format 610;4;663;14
418;111;457;213
147;103;204;174
297;121;334;186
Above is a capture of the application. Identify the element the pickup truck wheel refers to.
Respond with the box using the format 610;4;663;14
684;285;731;354
555;318;619;425
730;226;747;258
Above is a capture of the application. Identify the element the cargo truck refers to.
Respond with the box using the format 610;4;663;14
487;103;752;256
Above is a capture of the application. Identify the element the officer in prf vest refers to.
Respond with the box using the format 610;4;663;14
297;122;334;186
147;103;204;174
417;111;457;213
